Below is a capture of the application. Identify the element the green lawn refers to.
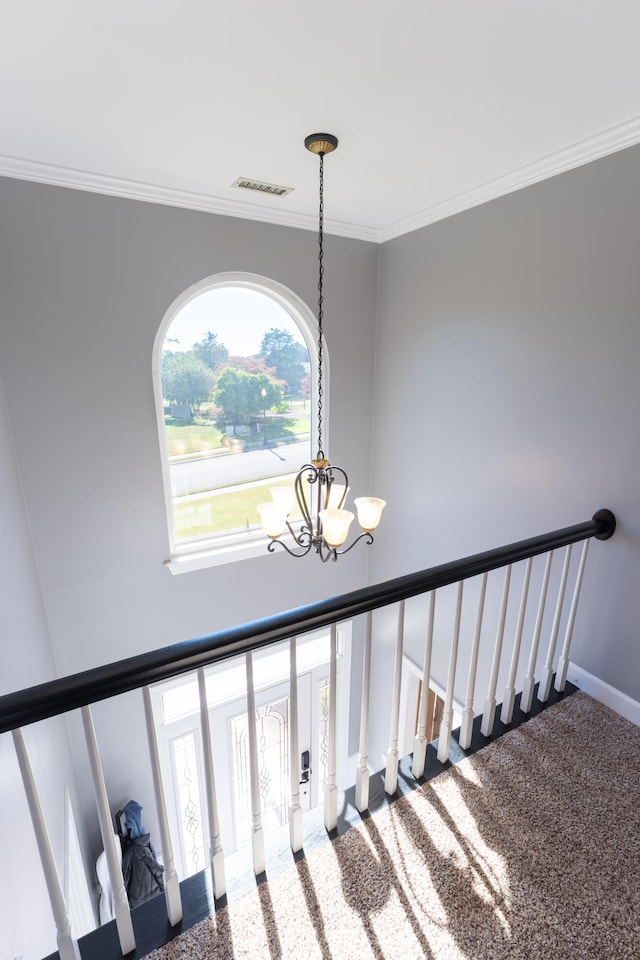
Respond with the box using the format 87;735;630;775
165;414;310;458
168;405;311;538
175;482;298;539
165;420;223;456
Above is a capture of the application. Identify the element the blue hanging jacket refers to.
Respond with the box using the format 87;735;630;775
123;800;145;839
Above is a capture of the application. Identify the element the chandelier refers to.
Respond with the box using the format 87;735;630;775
257;133;386;561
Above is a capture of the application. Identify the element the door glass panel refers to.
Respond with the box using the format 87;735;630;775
170;730;205;877
317;677;330;795
230;697;289;849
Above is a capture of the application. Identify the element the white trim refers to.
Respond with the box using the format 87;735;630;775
3;115;640;243
0;154;378;242
166;534;280;573
153;273;322;571
379;114;640;241
64;790;96;938
566;663;640;728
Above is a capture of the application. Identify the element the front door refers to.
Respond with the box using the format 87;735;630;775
155;626;351;880
211;674;313;851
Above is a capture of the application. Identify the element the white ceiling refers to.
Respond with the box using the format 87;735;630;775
2;1;640;242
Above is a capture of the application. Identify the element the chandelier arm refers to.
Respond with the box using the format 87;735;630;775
268;531;372;561
286;520;313;548
333;531;375;557
315;541;337;563
326;466;349;508
294;467;314;532
267;538;314;559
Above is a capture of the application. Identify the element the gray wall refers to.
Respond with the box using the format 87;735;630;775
0;178;378;681
0;373;87;959
367;144;640;764
0;176;378;953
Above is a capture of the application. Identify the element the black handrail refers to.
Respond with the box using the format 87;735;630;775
0;509;615;735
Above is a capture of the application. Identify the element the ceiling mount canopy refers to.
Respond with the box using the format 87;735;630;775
304;133;339;156
257;133;386;562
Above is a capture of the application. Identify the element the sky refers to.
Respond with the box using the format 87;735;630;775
165;286;307;357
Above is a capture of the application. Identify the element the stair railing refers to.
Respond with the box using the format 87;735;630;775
0;509;615;960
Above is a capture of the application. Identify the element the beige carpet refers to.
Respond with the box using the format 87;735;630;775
144;693;640;959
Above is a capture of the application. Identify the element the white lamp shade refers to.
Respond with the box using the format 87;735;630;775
269;486;295;515
257;501;288;538
326;483;350;509
319;508;354;548
354;497;386;532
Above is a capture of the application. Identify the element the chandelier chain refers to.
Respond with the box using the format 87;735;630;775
316;150;325;459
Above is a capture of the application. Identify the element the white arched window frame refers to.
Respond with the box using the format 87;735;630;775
153;272;325;573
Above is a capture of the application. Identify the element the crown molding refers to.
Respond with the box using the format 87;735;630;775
2;113;640;246
0;154;379;243
378;113;640;242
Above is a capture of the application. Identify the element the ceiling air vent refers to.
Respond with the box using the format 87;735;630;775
231;177;293;197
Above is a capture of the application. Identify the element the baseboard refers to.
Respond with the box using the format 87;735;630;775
567;663;640;727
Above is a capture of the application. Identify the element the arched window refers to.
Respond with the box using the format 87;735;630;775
154;274;318;571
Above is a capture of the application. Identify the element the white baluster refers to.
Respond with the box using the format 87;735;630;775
459;573;487;750
521;551;553;713
12;729;81;960
289;638;304;851
197;669;226;897
555;540;590;692
538;545;572;702
355;611;372;812
481;565;512;737
324;623;339;831
501;557;533;725
245;652;266;874
412;591;436;777
142;687;183;924
385;601;405;795
437;582;464;764
81;705;135;955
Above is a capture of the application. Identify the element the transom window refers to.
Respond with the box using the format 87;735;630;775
154;274;318;571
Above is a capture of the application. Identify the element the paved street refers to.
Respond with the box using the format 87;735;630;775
169;439;310;497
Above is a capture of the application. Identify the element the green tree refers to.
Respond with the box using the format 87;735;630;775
214;368;282;425
258;328;307;395
192;331;229;371
161;351;215;419
224;355;277;377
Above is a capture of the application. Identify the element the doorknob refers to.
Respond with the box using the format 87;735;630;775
300;749;310;784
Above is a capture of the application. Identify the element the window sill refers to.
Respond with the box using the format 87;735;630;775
165;533;293;574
